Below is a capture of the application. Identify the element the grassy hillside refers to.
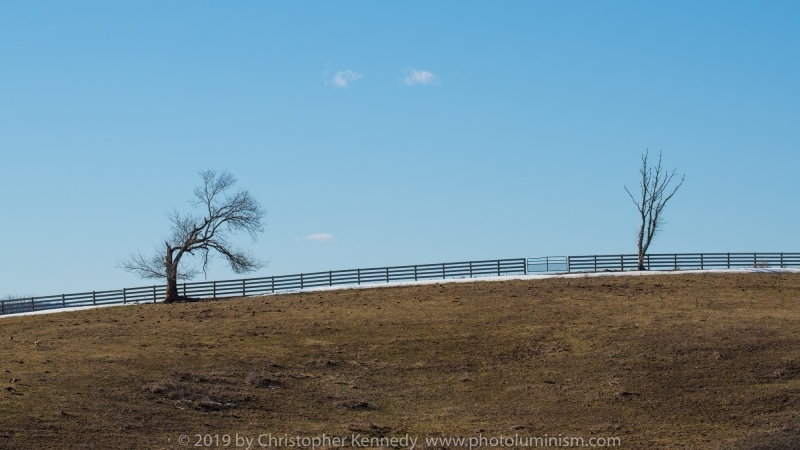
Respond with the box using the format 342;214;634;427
1;272;800;449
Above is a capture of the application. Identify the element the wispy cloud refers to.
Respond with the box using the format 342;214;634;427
300;233;336;242
326;70;361;88
404;69;437;86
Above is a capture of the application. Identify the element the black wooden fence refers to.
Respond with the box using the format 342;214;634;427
2;252;798;316
0;258;525;316
563;252;800;272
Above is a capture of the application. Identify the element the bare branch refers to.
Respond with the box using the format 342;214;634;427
117;251;198;280
118;251;165;279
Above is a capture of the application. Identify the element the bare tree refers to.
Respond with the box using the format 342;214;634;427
120;170;266;303
625;150;685;271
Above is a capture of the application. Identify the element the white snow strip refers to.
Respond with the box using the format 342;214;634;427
3;267;799;319
0;301;142;319
273;267;800;295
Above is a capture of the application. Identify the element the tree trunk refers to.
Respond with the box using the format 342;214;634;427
163;244;181;303
636;219;646;271
164;275;180;303
637;238;650;271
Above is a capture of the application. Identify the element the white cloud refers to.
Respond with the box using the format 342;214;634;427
300;233;336;242
327;70;361;88
404;69;437;86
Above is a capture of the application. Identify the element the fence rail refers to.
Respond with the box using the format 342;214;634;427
2;252;798;316
562;252;800;272
0;258;526;316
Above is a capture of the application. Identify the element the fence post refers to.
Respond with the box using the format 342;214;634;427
183;283;186;297
593;255;597;272
620;255;623;271
300;274;304;290
567;256;571;273
700;253;704;270
674;253;677;270
524;258;527;275
386;267;389;283
443;263;447;279
415;265;419;281
92;291;96;305
1;299;3;315
781;252;784;268
468;262;472;278
329;271;332;286
31;297;35;311
62;293;66;307
213;281;216;299
153;286;156;303
271;276;275;293
727;252;730;269
123;289;126;305
357;269;361;285
496;260;500;276
753;252;757;267
243;279;246;296
546;257;549;272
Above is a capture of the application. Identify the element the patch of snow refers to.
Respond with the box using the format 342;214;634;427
285;267;800;295
0;301;141;319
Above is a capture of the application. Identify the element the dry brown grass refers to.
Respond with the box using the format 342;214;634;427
1;272;800;449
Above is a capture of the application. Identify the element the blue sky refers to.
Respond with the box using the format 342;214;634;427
1;1;798;296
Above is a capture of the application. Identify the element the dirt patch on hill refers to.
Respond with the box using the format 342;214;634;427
1;272;799;449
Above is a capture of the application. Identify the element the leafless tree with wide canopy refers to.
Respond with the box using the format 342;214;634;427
625;150;685;271
120;170;266;303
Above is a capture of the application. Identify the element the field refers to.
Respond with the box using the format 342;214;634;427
1;272;800;449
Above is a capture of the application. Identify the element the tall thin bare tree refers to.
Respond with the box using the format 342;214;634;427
120;170;266;303
625;150;685;271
